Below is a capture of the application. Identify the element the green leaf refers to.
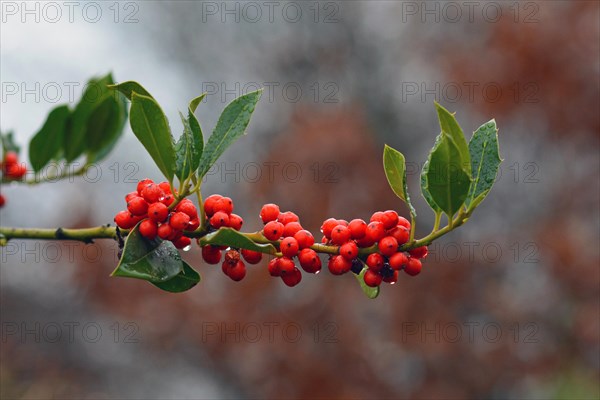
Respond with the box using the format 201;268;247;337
383;145;416;217
87;92;127;163
425;133;471;219
420;134;442;213
174;94;206;182
434;102;471;175
152;261;200;292
465;119;502;208
197;90;262;178
85;90;128;163
200;228;277;254
29;105;70;172
64;73;115;161
1;131;20;155
354;267;380;299
108;81;153;100
111;223;183;282
129;92;176;182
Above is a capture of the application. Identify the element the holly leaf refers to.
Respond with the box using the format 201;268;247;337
111;224;183;282
108;81;153;100
152;261;200;293
200;228;277;254
383;144;416;217
465;119;502;209
197;90;262;178
129;92;176;182
29;105;70;172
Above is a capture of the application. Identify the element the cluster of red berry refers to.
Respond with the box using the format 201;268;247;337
320;211;427;288
113;179;198;249
1;151;27;180
200;194;263;282
0;151;28;207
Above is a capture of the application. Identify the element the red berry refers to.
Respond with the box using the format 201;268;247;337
278;257;296;274
214;196;233;214
161;194;174;207
281;267;302;287
408;246;428;259
0;194;5;207
366;253;384;272
3;151;18;166
141;184;164;203
268;258;281;277
365;221;385;242
336;219;348;227
241;249;262;264
202;246;222;264
339;241;358;261
170;212;191;231
280;237;299;257
209;211;229;229
148;202;169;223
382;270;399;284
114;210;136;229
260;203;280;224
356;236;376;248
389;226;410;245
228;213;243;231
168;229;183;242
320;218;339;238
370;211;385;223
137;179;154;195
282;222;303;237
348;219;368;239
174;236;191;249
125;191;139;202
127;197;149;216
397;216;411;230
277;211;299;225
227;260;246;281
263;221;284;241
404;257;422;276
298;249;321;273
186;218;200;232
158;181;172;194
378;236;399;257
364;270;382;287
389;252;408;270
203;194;223;217
328;255;351;275
294;230;315;249
157;223;173;240
6;163;26;178
139;219;158;239
331;225;351;245
382;210;399;230
176;200;197;218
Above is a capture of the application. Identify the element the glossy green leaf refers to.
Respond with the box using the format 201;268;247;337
425;133;471;219
354;267;380;299
111;224;183;282
152;261;200;292
200;228;277;254
197;90;262;178
435;102;471;175
420;134;442;213
108;81;153;100
383;145;416;217
29;105;70;172
465;119;502;208
175;94;206;182
85;90;128;163
64;73;115;161
129;92;176;181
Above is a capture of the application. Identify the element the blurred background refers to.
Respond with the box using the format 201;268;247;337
1;1;599;399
